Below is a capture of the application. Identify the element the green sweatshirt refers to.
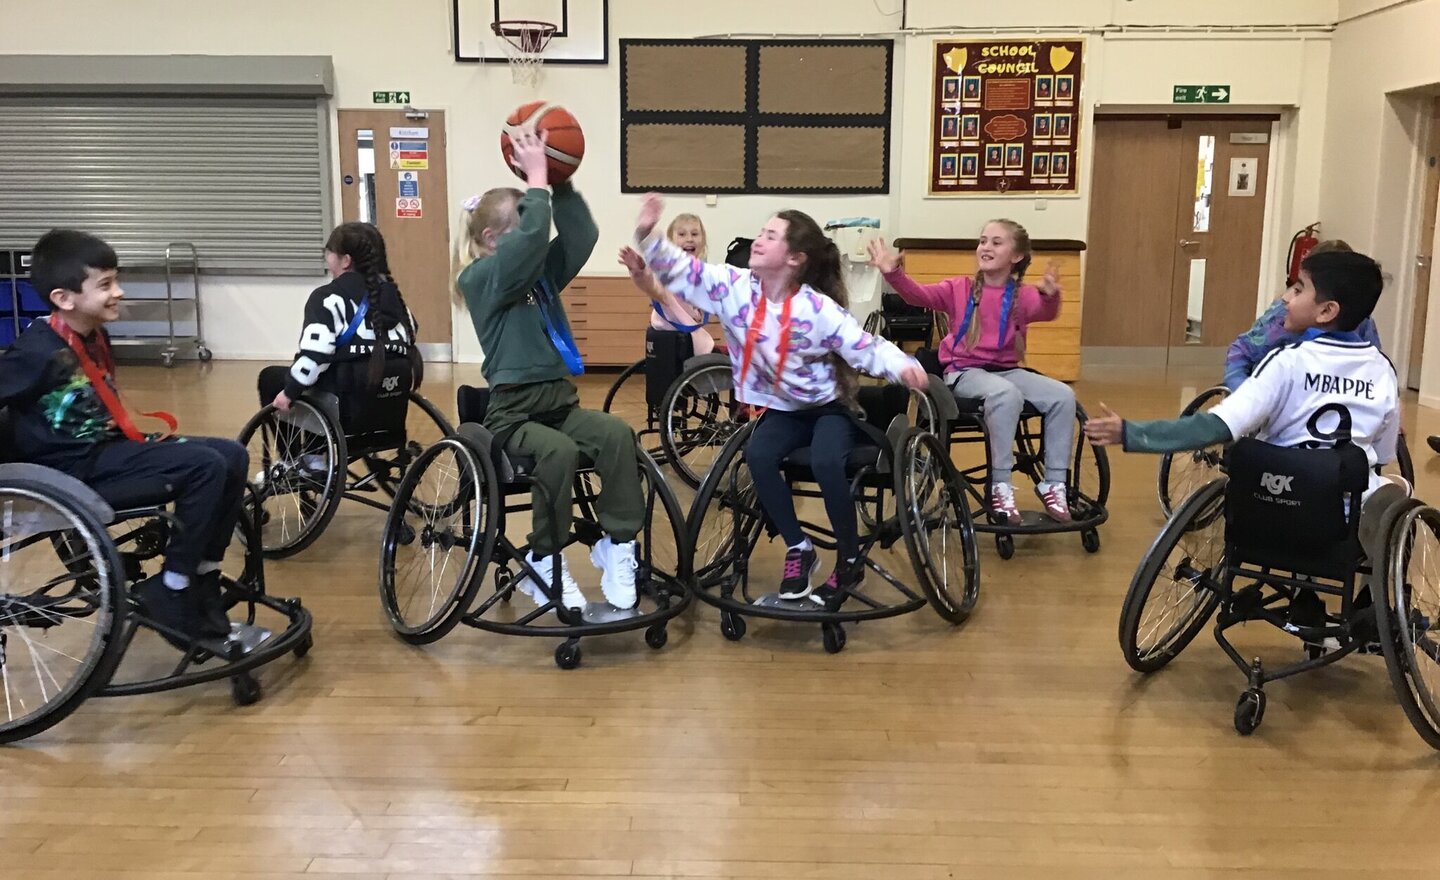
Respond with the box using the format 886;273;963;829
1122;413;1233;453
457;183;598;388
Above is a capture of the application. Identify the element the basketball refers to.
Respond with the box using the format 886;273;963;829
500;101;585;184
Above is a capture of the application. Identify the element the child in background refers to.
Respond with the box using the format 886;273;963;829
621;213;715;356
867;221;1072;524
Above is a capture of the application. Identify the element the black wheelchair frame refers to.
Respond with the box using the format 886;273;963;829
376;386;693;669
685;386;980;653
0;463;313;744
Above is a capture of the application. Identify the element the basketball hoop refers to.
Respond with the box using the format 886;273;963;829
491;19;557;86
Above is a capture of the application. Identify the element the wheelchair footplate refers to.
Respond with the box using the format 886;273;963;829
580;602;643;624
750;593;818;612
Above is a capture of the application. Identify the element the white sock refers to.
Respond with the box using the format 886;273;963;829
162;570;190;591
788;539;813;552
198;561;222;575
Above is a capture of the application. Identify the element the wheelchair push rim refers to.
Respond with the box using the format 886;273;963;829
1119;478;1227;673
365;391;456;500
1157;386;1230;519
896;427;980;624
1378;502;1440;749
661;359;750;490
379;436;498;644
237;400;347;559
0;480;127;744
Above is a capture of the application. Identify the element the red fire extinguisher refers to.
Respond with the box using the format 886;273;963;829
1286;223;1320;285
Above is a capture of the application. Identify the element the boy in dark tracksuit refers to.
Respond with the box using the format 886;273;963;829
455;129;643;612
0;230;243;645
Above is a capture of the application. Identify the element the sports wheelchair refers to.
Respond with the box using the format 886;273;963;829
915;350;1109;559
376;385;692;669
1157;385;1415;518
238;359;452;557
0;460;313;744
862;293;942;351
1120;438;1440;746
687;385;979;653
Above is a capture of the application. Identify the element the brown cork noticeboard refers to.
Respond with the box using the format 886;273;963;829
929;37;1083;196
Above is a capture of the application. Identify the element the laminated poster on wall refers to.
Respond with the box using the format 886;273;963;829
396;197;422;219
928;37;1083;196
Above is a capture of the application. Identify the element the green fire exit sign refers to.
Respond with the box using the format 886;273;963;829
1173;84;1231;104
373;91;411;104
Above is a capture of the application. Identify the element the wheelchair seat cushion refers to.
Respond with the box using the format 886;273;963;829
782;443;884;480
454;422;596;484
1224;438;1369;577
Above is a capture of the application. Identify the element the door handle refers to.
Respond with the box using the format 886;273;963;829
1419;254;1433;268
1179;239;1200;247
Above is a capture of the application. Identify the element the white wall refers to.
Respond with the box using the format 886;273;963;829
1320;0;1440;402
2;0;1340;362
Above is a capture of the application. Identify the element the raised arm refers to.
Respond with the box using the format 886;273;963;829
544;181;599;292
634;194;739;310
1020;260;1063;324
867;237;956;313
812;292;925;389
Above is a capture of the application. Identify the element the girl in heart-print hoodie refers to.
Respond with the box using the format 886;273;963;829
626;196;928;611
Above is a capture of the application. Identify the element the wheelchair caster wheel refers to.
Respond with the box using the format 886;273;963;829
720;612;746;642
995;534;1015;560
161;351;176;368
822;622;847;654
1233;689;1265;735
555;639;582;670
231;672;261;706
197;347;213;363
644;625;668;650
1081;529;1101;554
495;569;513;604
293;633;313;659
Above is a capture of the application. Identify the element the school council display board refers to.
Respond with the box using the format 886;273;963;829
928;38;1083;196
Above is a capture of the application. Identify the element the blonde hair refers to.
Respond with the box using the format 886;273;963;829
965;218;1033;350
666;213;708;261
452;187;523;300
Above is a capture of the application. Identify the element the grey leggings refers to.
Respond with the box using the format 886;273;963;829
945;368;1076;484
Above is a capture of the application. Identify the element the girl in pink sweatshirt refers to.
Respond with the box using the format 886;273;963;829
868;220;1075;523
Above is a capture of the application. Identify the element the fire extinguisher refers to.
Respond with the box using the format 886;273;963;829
1286;223;1321;285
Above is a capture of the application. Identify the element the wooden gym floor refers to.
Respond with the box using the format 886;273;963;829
6;360;1440;879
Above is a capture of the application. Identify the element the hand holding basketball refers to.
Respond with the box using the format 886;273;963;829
509;127;550;188
866;237;902;274
500;101;584;185
636;193;664;241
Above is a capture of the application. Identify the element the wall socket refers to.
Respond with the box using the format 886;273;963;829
705;194;718;206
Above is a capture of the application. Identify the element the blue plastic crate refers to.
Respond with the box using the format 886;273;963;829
16;280;45;313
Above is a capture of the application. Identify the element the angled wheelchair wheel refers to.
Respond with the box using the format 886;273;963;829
1396;432;1416;488
0;480;126;743
1376;502;1440;749
1119;478;1227;673
687;423;765;603
1157;386;1230;519
370;392;455;499
379;437;498;645
896;428;980;624
661;357;748;489
603;359;662;460
237;401;346;558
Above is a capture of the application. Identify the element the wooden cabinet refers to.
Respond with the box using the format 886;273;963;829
892;239;1086;381
559;276;723;367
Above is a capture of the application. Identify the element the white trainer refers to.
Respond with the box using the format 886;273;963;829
591;536;639;609
522;551;586;610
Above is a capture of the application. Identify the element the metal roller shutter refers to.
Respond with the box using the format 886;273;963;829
0;96;329;274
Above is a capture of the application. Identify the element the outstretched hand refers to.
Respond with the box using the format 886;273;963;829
636;192;664;242
617;245;648;282
509;127;550;188
1039;259;1061;297
866;237;902;274
1081;403;1124;446
271;391;292;413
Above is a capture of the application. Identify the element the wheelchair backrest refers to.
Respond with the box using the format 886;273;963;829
329;356;413;437
857;384;909;431
1223;438;1369;578
915;347;944;378
457;384;489;426
644;328;695;407
725;237;753;268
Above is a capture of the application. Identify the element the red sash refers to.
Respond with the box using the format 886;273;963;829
48;313;178;442
737;293;794;409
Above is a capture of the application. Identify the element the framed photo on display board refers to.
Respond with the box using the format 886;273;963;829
927;37;1083;196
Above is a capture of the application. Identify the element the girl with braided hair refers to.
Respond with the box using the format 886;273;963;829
867;220;1074;524
264;222;420;413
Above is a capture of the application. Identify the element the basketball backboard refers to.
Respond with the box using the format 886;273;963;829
453;0;609;64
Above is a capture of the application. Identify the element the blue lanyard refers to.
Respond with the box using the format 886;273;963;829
953;278;1016;349
534;279;584;376
651;300;710;333
336;298;369;346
